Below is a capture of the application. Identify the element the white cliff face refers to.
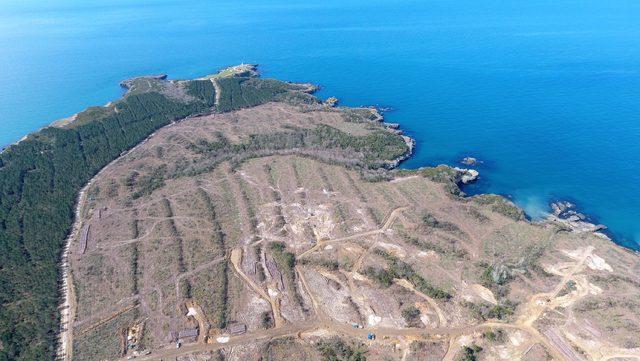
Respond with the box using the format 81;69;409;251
461;169;479;184
453;167;479;184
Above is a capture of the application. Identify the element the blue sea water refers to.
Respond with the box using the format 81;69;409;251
1;0;639;249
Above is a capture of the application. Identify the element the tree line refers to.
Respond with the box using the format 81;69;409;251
0;72;406;360
0;79;213;360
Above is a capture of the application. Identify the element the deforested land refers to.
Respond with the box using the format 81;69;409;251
1;65;639;361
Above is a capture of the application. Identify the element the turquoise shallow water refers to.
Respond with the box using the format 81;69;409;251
1;0;639;249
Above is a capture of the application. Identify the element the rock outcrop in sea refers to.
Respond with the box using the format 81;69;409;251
547;201;609;239
461;157;479;166
453;167;479;184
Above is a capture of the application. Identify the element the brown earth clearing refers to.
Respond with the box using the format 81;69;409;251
66;68;640;361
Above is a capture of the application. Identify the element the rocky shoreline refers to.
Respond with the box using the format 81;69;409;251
322;89;623;249
451;155;613;242
546;200;611;240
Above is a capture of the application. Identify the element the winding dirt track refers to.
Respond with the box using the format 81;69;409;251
57;116;189;361
395;279;447;327
104;194;636;361
230;248;285;327
298;206;407;259
124;204;582;361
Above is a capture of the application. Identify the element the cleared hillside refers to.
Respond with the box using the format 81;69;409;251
63;68;640;361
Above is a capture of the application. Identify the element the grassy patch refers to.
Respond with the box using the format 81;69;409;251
482;328;506;343
269;242;306;310
131;164;167;200
370;249;452;300
421;211;468;239
316;337;367;361
463;300;517;321
558;280;577;297
401;306;422;327
191;261;229;329
472;194;525;221
399;231;468;259
73;307;139;361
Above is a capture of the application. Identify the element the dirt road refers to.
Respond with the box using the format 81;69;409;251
118;209;629;361
395;279;447;327
299;206;407;259
230;248;285;327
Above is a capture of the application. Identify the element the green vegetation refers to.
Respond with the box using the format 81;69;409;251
366;249;452;300
421;211;466;238
196;188;226;257
482;328;506;343
458;344;482;361
467;206;489;223
401;306;422;327
127;204;140;295
185;80;216;107
341;108;381;123
186;123;408;172
472;194;525;221
363;266;394;287
236;175;259;232
126;242;140;295
310;125;408;164
399;231;468;258
160;197;186;274
213;261;229;329
464;300;517;321
216;77;291;112
0;82;214;359
192;260;229;329
270;242;295;269
316;337;366;361
131;164;167;199
300;257;340;271
558;280;577;296
418;165;463;195
260;311;274;329
269;242;305;310
179;278;192;299
334;203;349;232
265;164;287;235
479;264;512;289
419;165;460;182
256;263;266;282
73;307;139;361
253;244;266;282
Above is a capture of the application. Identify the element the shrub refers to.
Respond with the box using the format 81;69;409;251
261;311;274;329
316;338;366;361
401;306;421;326
459;344;482;361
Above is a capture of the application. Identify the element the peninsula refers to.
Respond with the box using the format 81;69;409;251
1;65;639;361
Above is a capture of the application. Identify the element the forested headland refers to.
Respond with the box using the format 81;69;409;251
0;71;320;360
